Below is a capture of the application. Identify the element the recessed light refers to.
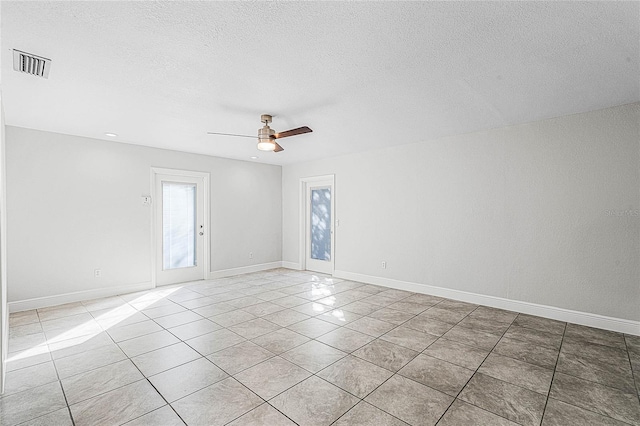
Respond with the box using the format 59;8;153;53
250;156;258;159
104;132;118;137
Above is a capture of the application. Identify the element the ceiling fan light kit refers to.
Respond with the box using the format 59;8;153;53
208;114;312;153
257;115;276;151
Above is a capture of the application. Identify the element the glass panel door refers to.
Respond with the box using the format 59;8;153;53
155;172;206;286
162;182;196;270
310;187;331;261
305;178;334;275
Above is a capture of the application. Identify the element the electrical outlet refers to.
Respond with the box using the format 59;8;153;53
94;269;101;278
381;261;387;269
249;252;253;259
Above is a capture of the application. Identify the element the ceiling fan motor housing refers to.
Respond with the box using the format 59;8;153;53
258;125;275;140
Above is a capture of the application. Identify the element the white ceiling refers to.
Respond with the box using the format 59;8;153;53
1;1;638;165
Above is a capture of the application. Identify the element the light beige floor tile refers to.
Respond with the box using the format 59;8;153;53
317;355;393;398
3;361;58;396
6;350;52;372
345;317;396;337
171;377;262;426
185;328;246;355
9;322;43;339
38;302;88;322
280;340;346;373
48;331;114;360
61;359;143;404
8;331;47;353
207;340;275;375
118;330;181;358
123;405;185;426
270;376;359;426
131;342;201;376
353;339;419;372
334;402;408;426
479;353;554;395
380;326;438;351
291;302;332;316
316;327;375;353
9;310;40;327
262;309;310;327
167;318;222;341
439;399;519;426
149;357;229;402
153;311;203;329
317;309;363;326
368;307;415;325
542;398;630;426
398;354;475;396
70;379;165;426
0;381;67;425
209;310;256;327
54;343;127;379
234;356;311;400
228;318;282;340
241;301;287;317
18;408;74;426
107;319;164;342
227;403;296;426
141;303;188;319
460;373;546;426
287;317;339;338
365;375;453;426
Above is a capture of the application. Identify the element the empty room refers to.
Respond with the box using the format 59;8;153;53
0;1;638;425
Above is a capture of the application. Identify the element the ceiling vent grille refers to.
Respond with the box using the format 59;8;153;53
13;49;51;79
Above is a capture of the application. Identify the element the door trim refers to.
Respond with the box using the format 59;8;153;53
299;174;335;274
150;167;210;287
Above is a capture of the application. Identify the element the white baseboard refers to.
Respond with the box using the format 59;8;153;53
281;261;301;270
8;282;154;313
208;262;283;279
334;270;640;336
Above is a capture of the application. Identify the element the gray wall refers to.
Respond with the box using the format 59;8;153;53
6;127;282;302
283;103;640;321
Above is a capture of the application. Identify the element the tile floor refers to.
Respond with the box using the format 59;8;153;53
2;269;640;426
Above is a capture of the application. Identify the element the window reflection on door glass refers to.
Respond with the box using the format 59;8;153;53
310;188;331;261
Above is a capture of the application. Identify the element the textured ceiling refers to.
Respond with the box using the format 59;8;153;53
1;1;638;165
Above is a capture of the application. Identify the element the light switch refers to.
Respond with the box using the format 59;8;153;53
141;196;152;205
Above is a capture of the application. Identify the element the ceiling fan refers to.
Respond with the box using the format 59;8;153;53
208;114;312;153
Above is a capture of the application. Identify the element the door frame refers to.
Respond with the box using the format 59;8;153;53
299;174;335;274
150;167;210;287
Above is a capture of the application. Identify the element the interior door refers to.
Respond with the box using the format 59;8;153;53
155;173;205;286
305;180;334;274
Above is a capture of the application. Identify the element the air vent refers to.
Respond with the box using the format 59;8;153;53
13;49;51;79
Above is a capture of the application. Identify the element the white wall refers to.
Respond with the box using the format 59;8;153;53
283;103;640;324
6;127;282;304
0;90;8;392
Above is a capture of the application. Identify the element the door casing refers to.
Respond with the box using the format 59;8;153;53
151;167;210;287
299;175;335;274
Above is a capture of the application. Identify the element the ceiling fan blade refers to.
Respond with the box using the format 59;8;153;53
207;132;256;139
273;126;312;139
274;142;284;152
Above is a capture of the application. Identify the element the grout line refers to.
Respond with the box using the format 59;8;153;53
623;335;640;406
538;321;567;425
47;336;76;426
330;301;474;424
431;305;518;425
9;270;636;426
